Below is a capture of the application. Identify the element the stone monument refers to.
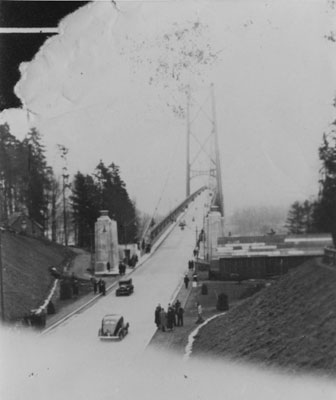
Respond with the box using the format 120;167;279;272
94;210;119;275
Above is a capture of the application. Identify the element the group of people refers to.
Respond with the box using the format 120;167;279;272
154;299;184;331
91;277;106;295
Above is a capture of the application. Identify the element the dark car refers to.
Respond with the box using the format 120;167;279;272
98;314;129;340
116;278;134;296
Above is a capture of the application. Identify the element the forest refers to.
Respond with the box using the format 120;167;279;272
0;123;138;248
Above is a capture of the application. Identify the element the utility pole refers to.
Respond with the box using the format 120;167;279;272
0;231;5;322
58;144;70;247
62;171;69;246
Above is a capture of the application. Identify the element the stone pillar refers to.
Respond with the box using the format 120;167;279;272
94;210;119;275
205;206;225;262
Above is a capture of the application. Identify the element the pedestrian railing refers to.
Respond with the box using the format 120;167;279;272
323;247;336;266
149;186;207;246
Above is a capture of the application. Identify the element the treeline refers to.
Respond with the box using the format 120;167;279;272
0;123;138;247
286;109;336;245
0;124;51;228
71;162;138;248
229;206;287;236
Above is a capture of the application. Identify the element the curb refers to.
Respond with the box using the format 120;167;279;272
183;312;227;361
41;218;181;335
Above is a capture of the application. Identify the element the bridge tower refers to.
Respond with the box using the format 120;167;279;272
186;84;224;216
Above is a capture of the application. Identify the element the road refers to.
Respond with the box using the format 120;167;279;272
0;191;209;400
1;190;335;400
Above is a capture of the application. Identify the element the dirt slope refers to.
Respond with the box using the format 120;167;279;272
1;231;74;321
192;258;336;376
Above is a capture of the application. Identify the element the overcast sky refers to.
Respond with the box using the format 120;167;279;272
0;0;335;216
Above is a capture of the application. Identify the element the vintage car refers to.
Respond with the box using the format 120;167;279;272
116;278;134;296
98;314;129;340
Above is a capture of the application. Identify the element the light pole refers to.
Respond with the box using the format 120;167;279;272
62;172;69;246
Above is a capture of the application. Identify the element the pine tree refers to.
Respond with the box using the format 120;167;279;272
286;201;306;234
313;130;336;245
22;128;51;228
71;172;100;248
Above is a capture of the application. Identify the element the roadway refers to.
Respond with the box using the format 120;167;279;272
2;189;335;400
0;191;208;400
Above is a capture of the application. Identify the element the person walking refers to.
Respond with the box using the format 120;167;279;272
184;274;190;289
177;306;184;326
196;302;203;324
192;272;198;288
174;299;181;326
154;304;161;328
160;308;166;332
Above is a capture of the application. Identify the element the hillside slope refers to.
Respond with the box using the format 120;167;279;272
1;231;74;321
192;259;336;376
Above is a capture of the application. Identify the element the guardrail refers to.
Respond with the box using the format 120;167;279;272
324;247;336;265
149;186;207;245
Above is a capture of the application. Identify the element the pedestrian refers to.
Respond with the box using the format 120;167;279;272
92;277;98;294
177;306;184;326
119;262;123;275
98;279;103;293
174;299;181;326
192;272;198;288
196;302;203;324
107;262;111;272
101;280;106;296
184;274;190;289
167;305;175;331
160;308;166;332
155;304;161;328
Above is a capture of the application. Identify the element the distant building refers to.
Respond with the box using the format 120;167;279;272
0;212;44;238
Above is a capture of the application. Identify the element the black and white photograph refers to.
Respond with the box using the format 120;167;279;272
0;1;336;399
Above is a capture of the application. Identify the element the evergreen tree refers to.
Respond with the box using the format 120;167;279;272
0;123;22;218
313;130;336;245
286;200;315;234
94;161;138;244
22;128;51;228
286;201;305;234
71;172;100;248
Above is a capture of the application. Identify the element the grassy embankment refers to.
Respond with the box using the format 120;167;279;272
192;258;336;376
1;231;74;321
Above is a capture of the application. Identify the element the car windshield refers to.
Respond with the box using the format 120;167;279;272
103;320;117;334
119;279;131;286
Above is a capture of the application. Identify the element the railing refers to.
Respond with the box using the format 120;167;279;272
149;186;207;245
323;247;336;265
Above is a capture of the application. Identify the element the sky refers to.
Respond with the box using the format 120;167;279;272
0;0;335;217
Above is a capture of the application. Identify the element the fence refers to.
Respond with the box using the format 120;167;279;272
149;186;207;245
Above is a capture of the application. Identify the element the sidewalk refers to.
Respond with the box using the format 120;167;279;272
43;217;185;332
